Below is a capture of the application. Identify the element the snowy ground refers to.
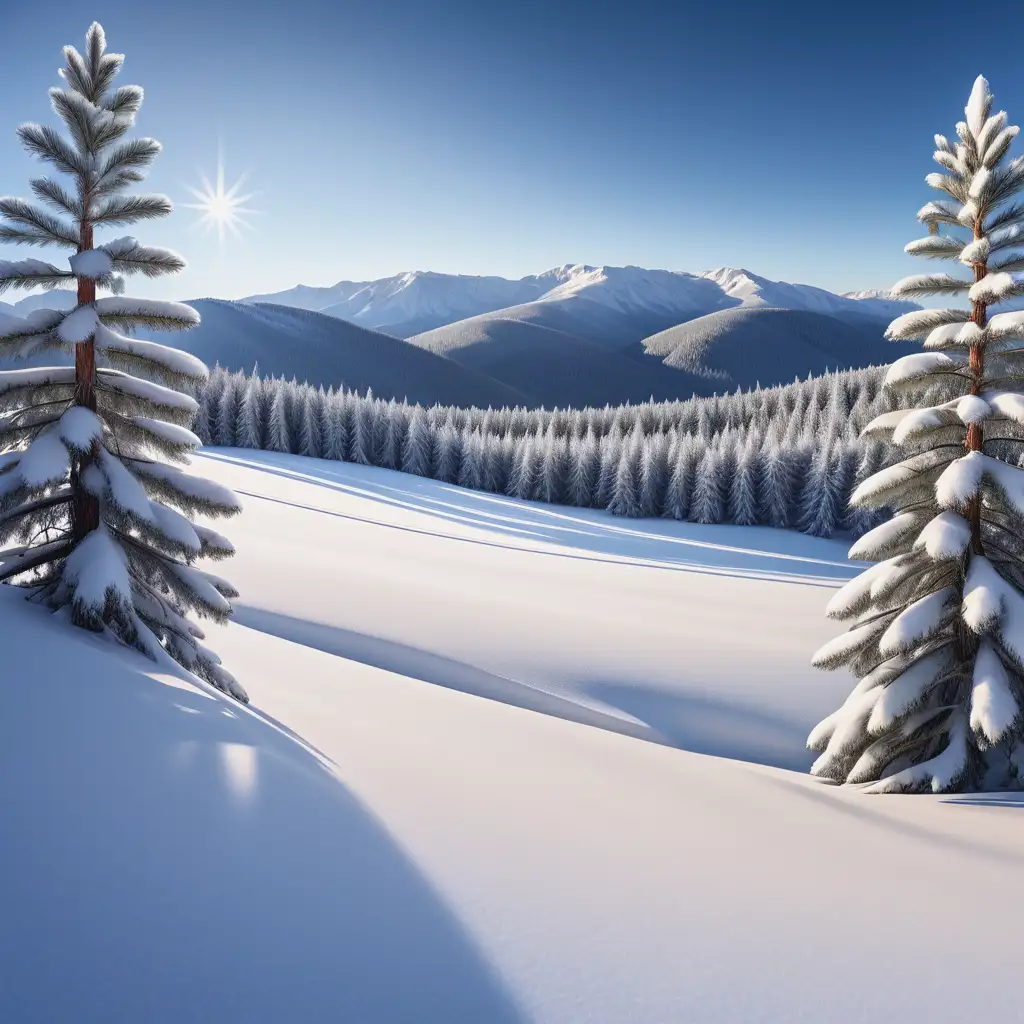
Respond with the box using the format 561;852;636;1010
2;449;1022;1023
207;449;862;771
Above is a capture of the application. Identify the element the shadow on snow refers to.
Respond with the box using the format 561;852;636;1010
0;589;525;1024
203;449;859;587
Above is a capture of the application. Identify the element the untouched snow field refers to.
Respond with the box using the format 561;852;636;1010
2;449;1022;1023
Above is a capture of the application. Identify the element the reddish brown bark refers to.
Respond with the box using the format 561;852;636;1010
71;220;100;541
965;237;987;556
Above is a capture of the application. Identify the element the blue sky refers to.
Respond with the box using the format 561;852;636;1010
0;0;1022;300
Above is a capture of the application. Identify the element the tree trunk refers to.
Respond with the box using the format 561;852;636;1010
965;248;988;556
71;221;100;541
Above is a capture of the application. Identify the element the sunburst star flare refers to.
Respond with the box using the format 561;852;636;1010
184;153;257;243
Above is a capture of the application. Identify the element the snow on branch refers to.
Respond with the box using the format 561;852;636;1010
916;200;963;226
94;323;207;383
885;308;970;342
884;351;967;388
94;295;199;331
890;273;971;298
57;305;99;344
969;271;1024;304
99;236;185;278
0;257;74;294
130;459;241;518
69;248;113;279
96;367;199;417
904;236;964;260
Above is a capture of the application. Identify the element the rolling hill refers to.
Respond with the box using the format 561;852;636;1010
639;306;920;389
3;293;529;404
137;301;531;406
407;314;705;407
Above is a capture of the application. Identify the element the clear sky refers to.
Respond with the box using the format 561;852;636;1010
0;0;1022;301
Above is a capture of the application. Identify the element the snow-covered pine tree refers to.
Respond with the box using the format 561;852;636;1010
608;430;643;518
595;429;624;507
457;429;485;491
664;434;701;521
537;426;569;505
401;406;432;477
0;23;245;700
485;432;515;495
507;433;540;501
380;400;408;470
797;438;843;538
214;370;244;447
567;427;599;507
432;421;463;484
638;433;670;517
267;381;292;454
237;368;265;450
351;389;379;466
728;431;761;526
810;76;1024;791
299;387;324;458
193;365;225;445
689;446;725;524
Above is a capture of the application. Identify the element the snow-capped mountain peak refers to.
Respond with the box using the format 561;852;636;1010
242;263;918;339
701;267;912;319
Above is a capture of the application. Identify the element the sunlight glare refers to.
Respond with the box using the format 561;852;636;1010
184;151;257;243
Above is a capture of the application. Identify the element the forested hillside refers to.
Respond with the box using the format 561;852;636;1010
193;364;912;538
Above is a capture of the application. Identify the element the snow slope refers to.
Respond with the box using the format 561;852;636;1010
4;449;1021;1024
203;449;860;765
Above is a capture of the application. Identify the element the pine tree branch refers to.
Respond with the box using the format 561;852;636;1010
0;259;75;295
16;123;86;177
0;197;78;248
0;538;73;581
95;138;160;187
92;194;171;226
29;179;82;219
0;489;73;530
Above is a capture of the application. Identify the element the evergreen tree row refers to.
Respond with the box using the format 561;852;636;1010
194;365;901;539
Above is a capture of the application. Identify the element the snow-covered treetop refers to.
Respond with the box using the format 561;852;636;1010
0;21;182;307
890;76;1024;320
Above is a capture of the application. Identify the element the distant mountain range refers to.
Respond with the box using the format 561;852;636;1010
243;264;913;342
0;265;920;408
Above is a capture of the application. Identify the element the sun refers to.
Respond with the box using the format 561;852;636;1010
184;151;257;243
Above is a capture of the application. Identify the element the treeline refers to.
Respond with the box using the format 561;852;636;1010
193;365;904;538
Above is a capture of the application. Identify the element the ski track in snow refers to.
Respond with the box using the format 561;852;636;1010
4;448;1022;1024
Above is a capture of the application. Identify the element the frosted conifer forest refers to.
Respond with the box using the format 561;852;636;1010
0;18;1021;1024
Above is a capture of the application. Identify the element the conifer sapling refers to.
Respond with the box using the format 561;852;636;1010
0;23;245;701
809;76;1024;791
